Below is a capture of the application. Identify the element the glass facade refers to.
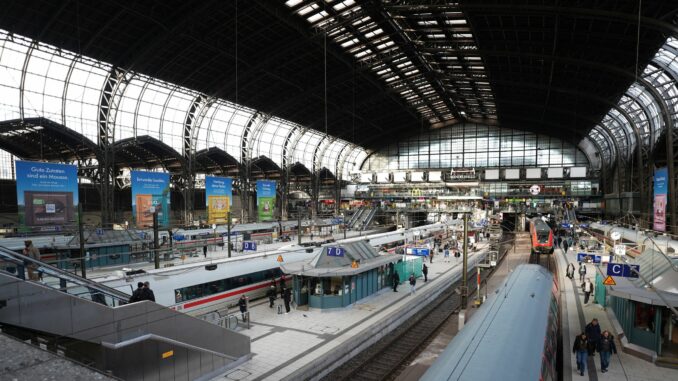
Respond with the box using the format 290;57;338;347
0;29;367;179
364;123;589;171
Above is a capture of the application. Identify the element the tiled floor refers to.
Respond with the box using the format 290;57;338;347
212;243;491;381
557;247;678;381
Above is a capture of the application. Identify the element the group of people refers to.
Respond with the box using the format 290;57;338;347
565;262;594;304
128;281;156;303
573;318;618;375
266;277;293;314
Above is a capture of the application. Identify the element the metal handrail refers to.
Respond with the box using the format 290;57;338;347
0;245;131;302
101;333;238;360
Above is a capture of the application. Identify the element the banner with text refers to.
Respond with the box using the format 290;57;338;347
206;176;232;224
16;161;79;231
256;180;276;221
653;167;668;231
131;171;170;228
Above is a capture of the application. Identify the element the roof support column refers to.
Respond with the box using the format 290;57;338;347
280;126;300;221
98;67;132;225
183;95;213;225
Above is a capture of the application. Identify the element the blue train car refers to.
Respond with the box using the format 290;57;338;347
422;264;559;381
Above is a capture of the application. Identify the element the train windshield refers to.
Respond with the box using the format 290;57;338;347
537;233;550;244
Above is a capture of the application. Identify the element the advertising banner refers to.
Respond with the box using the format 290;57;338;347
256;180;276;221
131;171;170;228
205;176;232;225
16;161;79;231
653;167;668;232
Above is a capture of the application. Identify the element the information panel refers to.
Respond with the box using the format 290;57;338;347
654;167;668;232
16;161;79;230
256;180;276;221
131;171;170;228
206;176;232;225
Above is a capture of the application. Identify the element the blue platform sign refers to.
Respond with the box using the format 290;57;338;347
607;263;640;278
407;247;430;256
243;241;257;251
327;247;345;257
577;253;602;264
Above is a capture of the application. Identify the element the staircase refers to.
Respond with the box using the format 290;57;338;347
0;247;251;380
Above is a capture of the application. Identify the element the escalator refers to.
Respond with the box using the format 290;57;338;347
348;207;366;229
0;247;250;380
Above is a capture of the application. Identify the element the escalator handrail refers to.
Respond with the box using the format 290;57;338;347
0;246;131;302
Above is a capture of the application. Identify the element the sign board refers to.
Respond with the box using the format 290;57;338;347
577;253;601;264
277;255;284;262
327;247;345;257
205;176;232;224
242;241;257;251
610;231;621;241
406;247;430;256
614;245;626;256
603;276;616;286
606;263;640;278
351;261;359;268
654;167;668;231
96;228;104;236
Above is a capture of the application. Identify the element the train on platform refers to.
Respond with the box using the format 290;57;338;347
586;222;678;257
529;217;555;254
93;222;450;314
422;264;560;381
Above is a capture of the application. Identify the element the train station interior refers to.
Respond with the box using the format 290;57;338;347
0;1;678;380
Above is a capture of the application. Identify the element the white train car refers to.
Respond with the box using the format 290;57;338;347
588;222;678;256
93;222;451;315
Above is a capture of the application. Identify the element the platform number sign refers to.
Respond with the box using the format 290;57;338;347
242;241;257;251
327;247;345;257
606;263;640;279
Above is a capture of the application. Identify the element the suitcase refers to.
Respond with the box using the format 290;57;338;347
277;304;283;314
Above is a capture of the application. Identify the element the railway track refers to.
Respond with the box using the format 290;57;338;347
322;234;515;381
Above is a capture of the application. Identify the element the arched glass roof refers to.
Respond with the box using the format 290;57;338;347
0;29;367;179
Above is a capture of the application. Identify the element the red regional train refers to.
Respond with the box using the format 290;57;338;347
530;217;554;254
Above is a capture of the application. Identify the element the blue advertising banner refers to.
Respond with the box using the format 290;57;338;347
205;176;232;224
406;247;430;256
577;252;602;264
654;167;668;231
16;161;79;230
131;171;170;228
256;180;276;221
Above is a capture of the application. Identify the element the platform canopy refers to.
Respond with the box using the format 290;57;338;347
282;240;399;277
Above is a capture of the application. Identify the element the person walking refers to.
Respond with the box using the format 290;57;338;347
422;263;429;282
563;239;569;253
444;248;450;262
203;245;208;258
585;318;601;356
266;285;277;308
566;262;575;279
238;295;248;322
578;263;587;283
129;282;145;303
582;277;594;304
392;270;400;292
283;287;292;314
23;240;41;281
409;274;417;295
597;330;617;373
143;281;156;302
280;285;287;300
573;332;589;376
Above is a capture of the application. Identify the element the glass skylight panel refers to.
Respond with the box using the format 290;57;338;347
307;10;328;24
285;0;303;7
298;4;318;16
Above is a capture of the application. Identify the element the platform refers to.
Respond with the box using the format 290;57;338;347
212;242;491;381
557;247;678;381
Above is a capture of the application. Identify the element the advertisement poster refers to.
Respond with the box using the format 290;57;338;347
256;180;276;221
16;161;79;231
206;176;232;224
653;167;668;231
131;171;170;228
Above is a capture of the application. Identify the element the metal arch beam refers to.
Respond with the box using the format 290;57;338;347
594;124;624;193
182;94;215;224
634;76;674;227
280;125;301;220
604;111;634;161
644;60;678;233
455;3;678;35
581;135;609;192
